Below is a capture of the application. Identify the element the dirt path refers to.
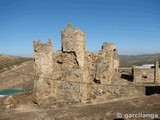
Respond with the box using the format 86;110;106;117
0;94;160;120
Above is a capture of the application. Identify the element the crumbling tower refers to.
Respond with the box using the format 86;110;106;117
95;42;119;84
61;23;86;68
61;23;87;102
101;42;119;70
33;39;53;104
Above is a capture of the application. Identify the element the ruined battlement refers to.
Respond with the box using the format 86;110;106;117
61;23;86;52
33;39;53;67
62;23;85;35
101;42;118;59
102;42;116;52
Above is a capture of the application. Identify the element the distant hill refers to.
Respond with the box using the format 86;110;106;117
119;53;160;67
0;54;32;73
0;54;34;90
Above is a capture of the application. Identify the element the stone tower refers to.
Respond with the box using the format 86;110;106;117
155;58;160;83
61;23;86;68
95;42;119;84
102;42;119;72
33;39;53;104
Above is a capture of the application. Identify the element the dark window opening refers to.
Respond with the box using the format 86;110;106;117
113;49;116;51
57;60;63;64
102;46;104;49
33;100;38;105
145;86;160;96
121;74;133;82
93;78;101;84
142;73;147;79
142;75;147;79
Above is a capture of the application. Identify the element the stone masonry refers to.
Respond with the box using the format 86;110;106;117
132;58;160;84
33;23;122;105
61;23;86;68
132;66;155;83
33;39;53;103
155;58;160;83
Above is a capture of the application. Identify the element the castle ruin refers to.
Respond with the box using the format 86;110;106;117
33;23;147;106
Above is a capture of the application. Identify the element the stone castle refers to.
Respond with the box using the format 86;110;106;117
33;23;160;106
33;23;120;105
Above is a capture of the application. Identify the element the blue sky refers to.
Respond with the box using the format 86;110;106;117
0;0;160;56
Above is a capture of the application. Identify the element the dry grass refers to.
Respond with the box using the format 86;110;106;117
0;54;32;73
119;53;160;67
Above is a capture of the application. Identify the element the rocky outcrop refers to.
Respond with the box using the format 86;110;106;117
4;95;18;110
4;95;18;105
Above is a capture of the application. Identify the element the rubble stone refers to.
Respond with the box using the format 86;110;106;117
4;95;17;105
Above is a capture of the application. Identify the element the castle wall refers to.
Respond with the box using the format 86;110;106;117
155;58;160;83
51;52;83;103
132;67;154;83
33;39;53;104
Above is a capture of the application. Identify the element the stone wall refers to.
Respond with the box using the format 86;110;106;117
132;67;154;83
132;59;160;84
51;51;83;103
33;39;53;104
155;58;160;83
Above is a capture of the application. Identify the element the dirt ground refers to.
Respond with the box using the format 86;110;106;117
0;92;160;120
0;61;160;120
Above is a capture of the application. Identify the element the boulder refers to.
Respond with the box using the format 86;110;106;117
4;95;18;105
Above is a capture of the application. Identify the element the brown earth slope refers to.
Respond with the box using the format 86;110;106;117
0;54;32;73
0;92;160;120
0;60;34;90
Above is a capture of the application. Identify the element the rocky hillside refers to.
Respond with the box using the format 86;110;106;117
0;60;34;90
0;54;34;90
0;54;32;73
